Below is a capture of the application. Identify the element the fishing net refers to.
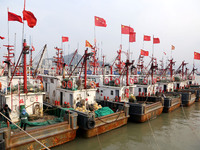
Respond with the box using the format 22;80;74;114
0;107;74;129
95;107;114;118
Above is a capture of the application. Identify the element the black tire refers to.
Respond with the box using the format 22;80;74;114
0;139;5;150
87;118;95;129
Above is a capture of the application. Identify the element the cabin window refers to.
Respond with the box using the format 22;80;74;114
138;88;141;92
144;88;147;93
111;90;113;95
50;78;54;83
177;83;180;89
45;83;47;92
101;90;103;93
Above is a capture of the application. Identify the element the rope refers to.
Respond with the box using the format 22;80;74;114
96;128;102;149
147;115;160;150
180;104;200;141
0;112;50;150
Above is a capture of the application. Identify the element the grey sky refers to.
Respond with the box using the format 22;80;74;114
0;0;200;70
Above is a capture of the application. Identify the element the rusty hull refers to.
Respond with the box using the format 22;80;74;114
182;94;196;107
163;97;181;113
163;102;181;113
81;111;128;138
130;107;163;123
6;121;78;150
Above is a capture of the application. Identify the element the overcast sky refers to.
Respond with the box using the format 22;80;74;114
0;0;200;70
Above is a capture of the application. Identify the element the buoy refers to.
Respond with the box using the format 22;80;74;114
134;77;138;84
90;81;96;88
67;80;73;89
143;78;148;84
130;78;134;84
104;78;109;84
62;81;67;88
115;78;120;86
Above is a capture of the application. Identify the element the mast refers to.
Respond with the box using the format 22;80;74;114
84;49;88;89
23;39;29;93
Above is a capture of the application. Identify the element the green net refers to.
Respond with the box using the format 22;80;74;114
0;107;74;129
95;107;114;118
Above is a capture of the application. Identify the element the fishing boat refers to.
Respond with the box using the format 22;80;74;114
42;49;129;138
0;40;78;150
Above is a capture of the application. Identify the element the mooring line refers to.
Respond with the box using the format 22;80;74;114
147;116;160;150
96;128;102;149
180;104;200;141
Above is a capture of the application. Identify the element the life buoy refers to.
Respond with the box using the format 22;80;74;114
143;78;148;84
90;81;96;88
134;77;138;84
154;78;157;84
162;77;166;80
104;78;109;84
62;81;67;88
115;78;120;85
67;80;73;89
156;77;161;82
130;78;134;84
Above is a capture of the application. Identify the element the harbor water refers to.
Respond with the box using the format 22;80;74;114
54;102;200;150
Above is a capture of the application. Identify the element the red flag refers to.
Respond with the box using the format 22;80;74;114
85;40;93;48
0;36;5;40
121;25;134;34
8;11;23;23
62;36;69;42
144;35;151;41
141;49;149;56
23;10;37;28
95;16;107;27
129;32;136;42
32;46;35;51
194;52;200;60
171;45;175;50
153;37;160;44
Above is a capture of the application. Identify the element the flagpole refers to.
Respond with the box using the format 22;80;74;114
7;8;10;48
14;33;16;65
22;0;26;44
151;35;154;85
94;22;96;75
121;24;122;50
128;25;130;60
152;35;154;58
171;46;172;60
142;34;144;49
7;7;10;80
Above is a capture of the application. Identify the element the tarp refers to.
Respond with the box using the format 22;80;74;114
95;107;114;118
